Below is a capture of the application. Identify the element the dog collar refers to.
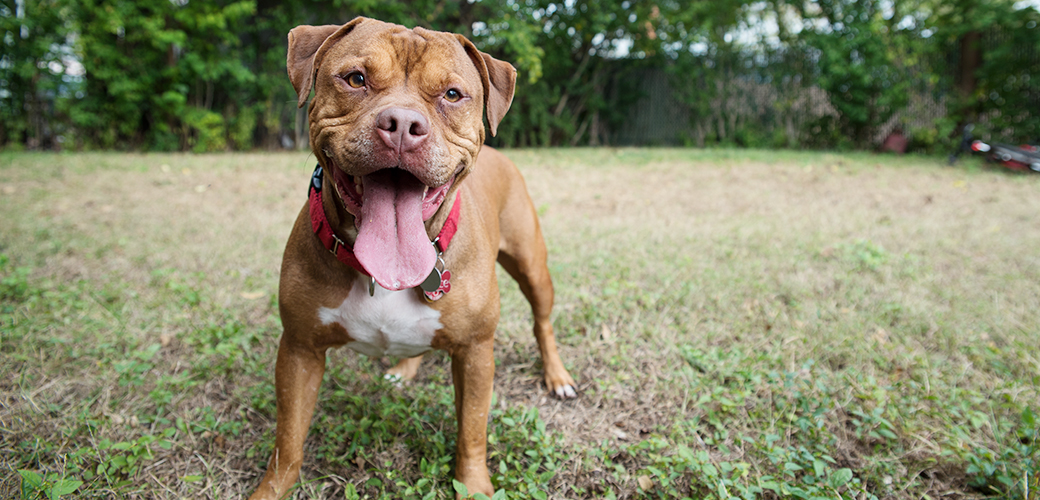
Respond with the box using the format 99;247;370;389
308;165;460;299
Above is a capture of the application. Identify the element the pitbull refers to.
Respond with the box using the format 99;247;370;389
247;17;577;499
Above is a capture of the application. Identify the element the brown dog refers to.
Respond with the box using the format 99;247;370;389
247;17;577;499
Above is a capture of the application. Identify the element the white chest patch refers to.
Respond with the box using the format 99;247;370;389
317;279;443;358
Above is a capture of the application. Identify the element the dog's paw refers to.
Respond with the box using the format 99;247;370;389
545;368;578;399
384;373;405;388
551;383;578;399
385;355;423;384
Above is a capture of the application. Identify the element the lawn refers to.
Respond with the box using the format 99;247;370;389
1;149;1037;499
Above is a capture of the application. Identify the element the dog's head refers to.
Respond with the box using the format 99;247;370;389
287;17;516;290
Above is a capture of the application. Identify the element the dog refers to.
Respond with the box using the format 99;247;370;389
247;17;577;499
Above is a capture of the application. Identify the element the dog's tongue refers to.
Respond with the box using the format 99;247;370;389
354;170;435;291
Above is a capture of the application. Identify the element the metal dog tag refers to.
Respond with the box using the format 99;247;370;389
421;250;451;301
419;268;442;293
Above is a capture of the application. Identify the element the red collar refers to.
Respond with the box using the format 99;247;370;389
308;165;461;277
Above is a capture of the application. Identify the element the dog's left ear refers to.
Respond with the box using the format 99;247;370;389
455;35;517;137
287;18;367;108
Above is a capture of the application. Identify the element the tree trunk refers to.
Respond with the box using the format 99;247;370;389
954;30;983;131
958;31;982;98
28;70;41;149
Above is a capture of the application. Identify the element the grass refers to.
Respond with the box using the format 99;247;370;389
1;148;1038;499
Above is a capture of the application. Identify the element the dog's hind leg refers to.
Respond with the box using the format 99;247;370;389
386;355;424;382
497;199;577;399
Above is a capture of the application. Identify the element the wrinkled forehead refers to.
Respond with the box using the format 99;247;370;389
323;21;480;83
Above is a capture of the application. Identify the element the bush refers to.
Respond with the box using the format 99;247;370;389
183;108;227;153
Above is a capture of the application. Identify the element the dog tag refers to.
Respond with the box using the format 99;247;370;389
423;269;451;302
420;268;442;293
422;251;451;301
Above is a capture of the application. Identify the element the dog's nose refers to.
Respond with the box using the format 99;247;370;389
376;107;429;153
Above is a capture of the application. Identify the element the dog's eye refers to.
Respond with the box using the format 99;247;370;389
345;72;366;88
444;88;462;102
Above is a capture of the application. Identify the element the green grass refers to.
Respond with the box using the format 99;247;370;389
1;149;1038;499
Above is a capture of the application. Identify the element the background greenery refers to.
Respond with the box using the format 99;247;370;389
2;0;1040;152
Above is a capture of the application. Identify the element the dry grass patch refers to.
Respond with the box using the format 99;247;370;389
1;149;1038;499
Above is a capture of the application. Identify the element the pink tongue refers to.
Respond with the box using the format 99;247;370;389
354;170;436;291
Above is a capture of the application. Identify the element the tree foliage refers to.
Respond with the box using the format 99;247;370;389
0;0;74;148
927;0;1040;143
1;0;1039;150
68;0;257;150
797;0;915;147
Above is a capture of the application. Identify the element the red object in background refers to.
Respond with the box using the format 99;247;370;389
880;130;908;154
971;140;1040;172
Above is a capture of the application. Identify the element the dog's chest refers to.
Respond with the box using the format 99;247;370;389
317;280;443;358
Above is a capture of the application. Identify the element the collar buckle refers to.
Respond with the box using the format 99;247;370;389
330;233;346;256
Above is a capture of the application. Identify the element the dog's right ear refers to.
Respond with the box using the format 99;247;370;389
453;34;517;137
287;18;366;108
287;25;340;108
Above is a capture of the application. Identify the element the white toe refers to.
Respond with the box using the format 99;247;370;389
384;373;403;387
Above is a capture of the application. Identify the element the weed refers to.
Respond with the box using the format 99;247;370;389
113;343;162;387
964;407;1039;497
836;239;889;272
1;253;33;304
94;432;175;478
16;470;83;500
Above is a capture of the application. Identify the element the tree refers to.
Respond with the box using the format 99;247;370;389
926;0;1040;143
796;0;918;148
3;0;1038;150
68;0;256;150
0;0;74;148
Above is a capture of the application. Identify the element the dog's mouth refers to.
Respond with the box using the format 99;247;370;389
327;160;457;291
331;166;455;222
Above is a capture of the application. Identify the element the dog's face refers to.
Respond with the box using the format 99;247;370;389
287;17;515;291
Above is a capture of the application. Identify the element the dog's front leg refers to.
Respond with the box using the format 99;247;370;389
249;338;327;500
450;338;496;497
